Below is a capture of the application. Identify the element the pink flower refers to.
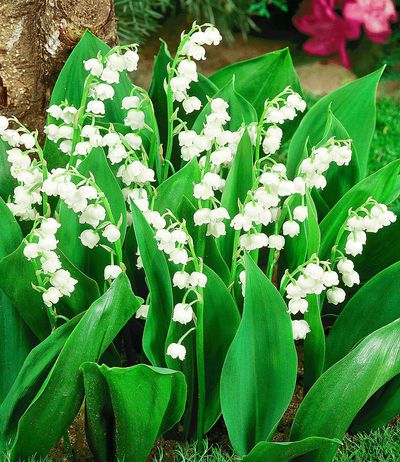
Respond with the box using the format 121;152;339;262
293;0;360;68
343;0;398;43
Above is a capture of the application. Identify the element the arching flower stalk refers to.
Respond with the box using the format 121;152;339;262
164;23;223;179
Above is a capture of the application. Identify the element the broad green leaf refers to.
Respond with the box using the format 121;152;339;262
9;274;140;460
351;375;400;433
325;262;400;431
220;131;254;265
0;241;100;340
82;363;186;462
202;266;240;431
193;78;257;134
242;437;341;462
0;290;35;403
58;147;127;284
209;48;302;118
317;110;361;208
131;201;173;366
290;319;400;462
0;139;16;201
0;314;81;449
153;157;201;216
0;196;21;258
326;262;400;368
287;68;383;179
221;254;297;456
319;160;400;259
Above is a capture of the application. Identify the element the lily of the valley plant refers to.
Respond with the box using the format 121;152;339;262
0;23;399;462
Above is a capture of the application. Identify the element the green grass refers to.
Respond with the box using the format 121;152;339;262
335;423;400;462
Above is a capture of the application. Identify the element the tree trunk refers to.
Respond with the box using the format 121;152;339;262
0;0;117;131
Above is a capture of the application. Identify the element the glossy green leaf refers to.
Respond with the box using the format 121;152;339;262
0;196;22;259
319;160;400;259
351;374;400;433
9;273;140;460
290;319;400;462
326;261;400;368
242;437;341;462
324;262;400;431
287;68;383;178
153;157;201;216
82;363;186;462
0;314;81;449
0;241;100;340
221;254;297;456
193;79;257;134
220;131;254;265
57;147;127;284
209;48;302;118
0;139;16;201
131;201;173;366
0;290;35;403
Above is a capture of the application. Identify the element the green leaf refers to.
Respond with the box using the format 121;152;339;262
287;68;383;179
221;254;297;456
319;160;400;259
9;273;140;460
220;131;254;265
82;363;186;462
0;241;100;340
0;196;21;260
290;319;400;462
131;201;173;366
209;48;302;118
0;138;16;201
326;262;400;368
202;266;240;431
193;78;257;134
0;314;81;449
57;147;127;284
242;437;342;462
351;375;400;433
153;157;201;216
0;290;35;403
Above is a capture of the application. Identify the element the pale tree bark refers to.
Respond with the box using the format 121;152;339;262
0;0;117;131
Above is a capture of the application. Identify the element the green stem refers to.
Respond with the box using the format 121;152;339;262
36;141;49;216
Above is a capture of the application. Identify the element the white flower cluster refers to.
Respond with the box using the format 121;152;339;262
178;98;241;163
170;25;222;114
261;90;306;155
232;162;306;252
42;168;121;254
299;140;352;190
45;105;78;156
0;118;43;221
344;202;396;257
23;218;77;307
